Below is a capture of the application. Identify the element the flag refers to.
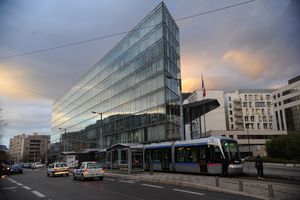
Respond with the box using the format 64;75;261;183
201;74;206;97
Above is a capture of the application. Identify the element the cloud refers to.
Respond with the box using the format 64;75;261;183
222;49;266;80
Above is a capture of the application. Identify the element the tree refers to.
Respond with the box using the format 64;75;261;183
266;134;300;160
0;106;8;143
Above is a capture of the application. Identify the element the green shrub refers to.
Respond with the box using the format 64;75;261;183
266;134;300;160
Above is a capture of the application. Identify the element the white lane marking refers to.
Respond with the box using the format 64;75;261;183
32;190;46;198
173;189;205;196
23;186;32;190
141;184;163;189
104;178;115;181
119;180;134;184
16;182;23;186
2;187;17;190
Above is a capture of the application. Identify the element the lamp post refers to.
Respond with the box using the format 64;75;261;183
166;74;185;141
59;128;66;152
246;126;251;157
92;111;103;149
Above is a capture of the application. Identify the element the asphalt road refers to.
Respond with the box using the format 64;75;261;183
0;168;257;200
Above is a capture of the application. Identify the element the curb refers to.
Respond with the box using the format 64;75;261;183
106;173;267;200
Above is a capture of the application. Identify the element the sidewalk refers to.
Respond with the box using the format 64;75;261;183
105;171;300;200
243;162;300;180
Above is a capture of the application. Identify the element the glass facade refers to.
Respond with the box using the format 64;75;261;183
51;3;181;152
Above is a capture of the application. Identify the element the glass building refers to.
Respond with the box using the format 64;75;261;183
51;2;181;152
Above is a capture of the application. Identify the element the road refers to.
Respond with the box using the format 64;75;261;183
0;168;257;200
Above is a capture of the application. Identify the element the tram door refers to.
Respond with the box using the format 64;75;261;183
199;146;208;173
161;149;170;171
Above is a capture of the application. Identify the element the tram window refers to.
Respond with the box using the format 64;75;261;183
176;146;199;163
153;149;161;162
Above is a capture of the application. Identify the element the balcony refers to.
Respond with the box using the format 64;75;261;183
235;119;244;124
234;105;242;110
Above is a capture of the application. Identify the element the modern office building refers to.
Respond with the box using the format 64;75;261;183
51;3;181;152
9;133;50;163
273;75;300;133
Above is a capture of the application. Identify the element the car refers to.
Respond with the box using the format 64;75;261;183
32;162;44;169
0;163;11;177
73;161;104;181
47;163;69;177
10;164;23;174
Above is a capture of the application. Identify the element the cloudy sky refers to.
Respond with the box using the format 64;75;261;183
0;0;299;146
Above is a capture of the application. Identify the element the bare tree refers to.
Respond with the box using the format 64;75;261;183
0;106;8;143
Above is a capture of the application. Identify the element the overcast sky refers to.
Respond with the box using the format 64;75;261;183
0;0;299;146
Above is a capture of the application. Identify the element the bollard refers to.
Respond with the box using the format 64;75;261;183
268;184;274;198
239;180;243;192
149;162;153;175
215;176;219;187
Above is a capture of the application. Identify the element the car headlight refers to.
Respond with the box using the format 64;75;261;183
7;167;10;170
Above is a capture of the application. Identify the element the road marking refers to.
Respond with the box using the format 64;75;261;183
141;184;163;189
2;187;17;190
32;190;46;198
104;178;115;181
173;189;205;196
119;180;134;184
23;186;32;190
16;182;23;186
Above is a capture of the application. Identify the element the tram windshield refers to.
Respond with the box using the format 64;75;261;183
221;140;241;163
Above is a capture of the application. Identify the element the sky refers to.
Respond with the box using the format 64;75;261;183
0;0;299;146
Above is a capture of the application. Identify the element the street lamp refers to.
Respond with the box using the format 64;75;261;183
166;74;185;141
246;126;251;157
59;128;66;152
92;111;103;149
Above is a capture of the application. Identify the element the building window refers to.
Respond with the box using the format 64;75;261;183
229;103;232;108
250;116;255;122
245;108;249;115
244;95;247;101
279;101;281;106
243;102;247;107
245;116;249;122
267;102;271;107
274;103;277;107
280;110;285;130
230;117;233;122
273;95;276;100
229;110;233;115
231;124;234;130
263;123;268;129
249;95;253;101
256;109;261;115
266;95;271;100
262;109;265;115
269;123;273;129
277;93;281;98
257;123;261;129
255;95;259;101
249;102;252;108
251;108;255;115
228;96;231;101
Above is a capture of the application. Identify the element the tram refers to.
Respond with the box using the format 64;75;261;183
144;136;243;175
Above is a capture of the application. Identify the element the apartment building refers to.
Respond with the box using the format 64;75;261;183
9;133;50;163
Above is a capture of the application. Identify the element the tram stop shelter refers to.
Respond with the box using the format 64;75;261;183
106;143;144;174
183;98;220;139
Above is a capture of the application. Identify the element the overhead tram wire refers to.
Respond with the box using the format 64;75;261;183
0;0;256;61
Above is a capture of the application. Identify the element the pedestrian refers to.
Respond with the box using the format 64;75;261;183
221;156;229;177
255;155;264;179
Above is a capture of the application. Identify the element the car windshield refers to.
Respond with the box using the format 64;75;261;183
221;140;241;162
87;163;101;169
56;163;67;167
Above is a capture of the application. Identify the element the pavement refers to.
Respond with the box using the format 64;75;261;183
105;171;300;200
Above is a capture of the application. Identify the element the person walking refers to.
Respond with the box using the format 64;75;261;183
255;155;264;179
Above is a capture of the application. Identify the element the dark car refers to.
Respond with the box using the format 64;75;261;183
10;164;23;174
0;163;11;177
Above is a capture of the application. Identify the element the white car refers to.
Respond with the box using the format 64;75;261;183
73;162;104;181
47;163;69;177
32;162;44;169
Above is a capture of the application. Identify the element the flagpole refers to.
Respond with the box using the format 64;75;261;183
201;74;207;137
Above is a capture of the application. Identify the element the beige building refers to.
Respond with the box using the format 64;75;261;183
9;133;50;163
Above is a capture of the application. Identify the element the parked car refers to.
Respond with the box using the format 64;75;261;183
0;163;11;177
10;163;23;174
23;163;31;168
47;163;69;177
32;162;44;169
73;161;104;181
